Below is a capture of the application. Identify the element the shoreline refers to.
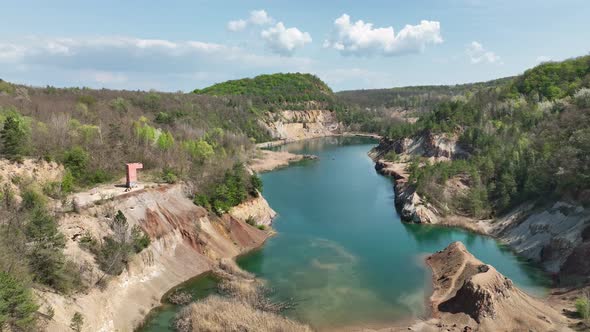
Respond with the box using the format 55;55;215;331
136;221;277;331
141;136;570;331
255;132;381;149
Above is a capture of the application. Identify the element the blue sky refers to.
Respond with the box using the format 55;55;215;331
1;0;589;91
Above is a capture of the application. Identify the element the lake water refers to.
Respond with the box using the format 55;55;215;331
236;136;549;330
140;136;549;331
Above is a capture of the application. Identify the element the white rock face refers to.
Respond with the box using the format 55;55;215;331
261;110;341;141
493;202;590;272
229;195;277;226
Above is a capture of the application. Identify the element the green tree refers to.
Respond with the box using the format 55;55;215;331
63;146;89;179
70;312;84;332
25;207;68;289
0;112;29;160
0;272;38;330
183;140;214;162
249;174;263;196
156;131;175;150
61;169;75;194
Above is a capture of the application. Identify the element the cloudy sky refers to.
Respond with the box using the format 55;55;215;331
1;0;589;91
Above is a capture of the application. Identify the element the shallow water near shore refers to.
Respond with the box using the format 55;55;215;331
140;136;550;331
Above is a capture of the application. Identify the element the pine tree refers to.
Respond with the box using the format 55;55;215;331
0;112;29;160
0;272;38;330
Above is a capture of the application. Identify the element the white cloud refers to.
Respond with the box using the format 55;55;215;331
466;41;501;64
227;9;274;31
323;14;443;56
0;36;313;90
536;55;551;63
261;22;312;56
249;10;273;25
227;19;247;32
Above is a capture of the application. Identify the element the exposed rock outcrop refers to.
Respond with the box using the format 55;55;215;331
374;158;440;224
373;135;590;279
371;132;467;162
370;133;467;224
229;195;276;227
427;242;568;332
260;109;341;142
42;184;275;332
492;202;590;277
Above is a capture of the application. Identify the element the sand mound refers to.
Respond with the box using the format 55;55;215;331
427;241;569;332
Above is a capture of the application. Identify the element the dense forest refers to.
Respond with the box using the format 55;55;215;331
370;55;590;217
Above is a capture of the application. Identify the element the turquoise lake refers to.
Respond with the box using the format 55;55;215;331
236;136;549;330
140;136;549;331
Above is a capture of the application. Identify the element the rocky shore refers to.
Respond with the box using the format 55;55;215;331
371;135;590;282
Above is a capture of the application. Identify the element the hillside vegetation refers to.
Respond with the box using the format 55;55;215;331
193;73;336;110
380;55;590;217
337;77;512;110
0;82;280;329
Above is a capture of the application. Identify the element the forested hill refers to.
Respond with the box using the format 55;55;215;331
193;73;335;106
336;77;513;111
374;55;590;217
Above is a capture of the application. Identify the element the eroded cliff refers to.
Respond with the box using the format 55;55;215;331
260;109;341;143
40;184;275;332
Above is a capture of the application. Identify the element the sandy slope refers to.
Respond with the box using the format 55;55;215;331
426;242;570;332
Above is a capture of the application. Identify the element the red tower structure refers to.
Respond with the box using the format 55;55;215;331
126;163;143;188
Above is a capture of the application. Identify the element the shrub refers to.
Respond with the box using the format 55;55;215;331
193;194;211;210
140;92;161;111
61;169;75;193
576;296;590;322
78;232;99;253
155;111;173;124
70;312;84;332
131;225;150;253
87;169;111;184
21;187;47;210
245;216;256;226
383;150;399;162
77;94;96;106
42;181;62;198
574;88;590;108
257;225;266;230
109;97;129;113
63;146;89;179
162;169;178;184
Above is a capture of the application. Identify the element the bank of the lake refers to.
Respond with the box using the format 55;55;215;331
139;136;550;331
